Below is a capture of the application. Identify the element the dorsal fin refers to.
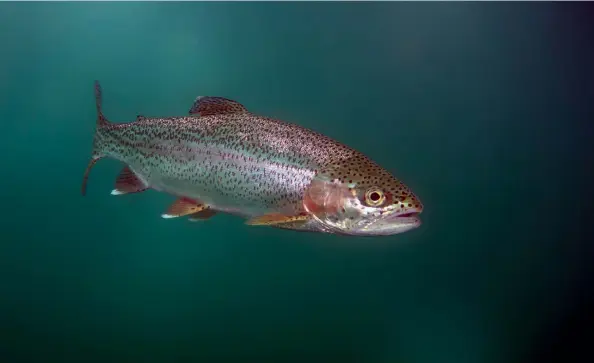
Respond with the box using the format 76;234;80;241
189;96;248;116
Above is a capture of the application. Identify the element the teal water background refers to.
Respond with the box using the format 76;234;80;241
1;2;592;363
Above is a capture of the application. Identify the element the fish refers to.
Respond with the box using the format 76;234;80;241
82;81;424;236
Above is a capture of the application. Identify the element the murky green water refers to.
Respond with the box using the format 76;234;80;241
1;2;592;363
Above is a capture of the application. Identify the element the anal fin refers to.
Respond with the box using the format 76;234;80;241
162;198;208;218
188;209;218;222
111;166;148;195
246;213;310;226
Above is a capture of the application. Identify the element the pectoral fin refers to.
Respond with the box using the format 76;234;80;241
245;213;310;226
162;198;209;218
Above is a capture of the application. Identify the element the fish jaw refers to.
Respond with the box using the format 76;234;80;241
356;209;422;236
306;202;423;237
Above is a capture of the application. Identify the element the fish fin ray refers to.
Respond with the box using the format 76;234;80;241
162;198;208;218
246;213;310;226
112;166;148;195
188;209;218;222
82;80;109;196
81;157;103;196
94;80;109;126
189;96;248;116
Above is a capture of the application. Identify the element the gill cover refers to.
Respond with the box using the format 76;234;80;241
303;160;383;234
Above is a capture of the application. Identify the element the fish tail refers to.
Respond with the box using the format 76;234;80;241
81;80;110;196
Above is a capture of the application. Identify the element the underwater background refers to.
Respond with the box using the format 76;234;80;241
0;2;592;363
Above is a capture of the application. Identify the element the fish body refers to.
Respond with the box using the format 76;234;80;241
83;81;424;236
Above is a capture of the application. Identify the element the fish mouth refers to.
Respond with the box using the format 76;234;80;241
391;208;422;220
360;208;422;236
384;209;422;228
395;212;420;218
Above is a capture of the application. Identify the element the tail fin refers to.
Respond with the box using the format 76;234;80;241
81;80;109;196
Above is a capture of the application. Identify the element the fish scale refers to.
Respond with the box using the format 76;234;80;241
96;113;355;217
83;81;424;236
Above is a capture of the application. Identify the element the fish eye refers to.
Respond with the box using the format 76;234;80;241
364;188;385;207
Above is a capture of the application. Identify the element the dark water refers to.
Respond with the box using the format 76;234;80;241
1;2;592;363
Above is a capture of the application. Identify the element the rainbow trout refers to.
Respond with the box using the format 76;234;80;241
82;81;423;236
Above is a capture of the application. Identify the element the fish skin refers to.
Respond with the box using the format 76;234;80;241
96;114;355;215
84;81;423;236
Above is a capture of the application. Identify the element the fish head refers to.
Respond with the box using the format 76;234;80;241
303;157;423;236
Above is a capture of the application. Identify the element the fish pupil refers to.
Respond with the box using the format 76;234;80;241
369;192;381;201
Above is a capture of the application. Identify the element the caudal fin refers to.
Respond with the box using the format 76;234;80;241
81;80;109;196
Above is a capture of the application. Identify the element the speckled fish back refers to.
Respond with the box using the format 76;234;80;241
95;112;359;217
